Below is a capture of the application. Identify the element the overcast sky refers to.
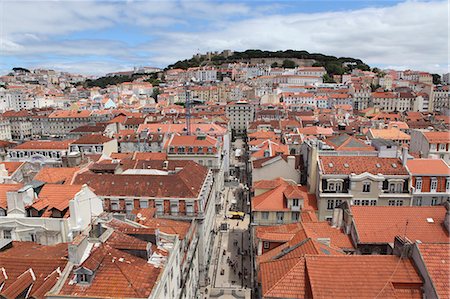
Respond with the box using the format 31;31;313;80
0;0;448;76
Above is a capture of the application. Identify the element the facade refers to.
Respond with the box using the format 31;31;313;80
70;134;118;156
251;155;301;184
72;161;216;287
0;184;103;245
225;101;255;136
410;130;450;164
313;153;411;221
407;158;450;206
252;178;317;226
7;139;74;166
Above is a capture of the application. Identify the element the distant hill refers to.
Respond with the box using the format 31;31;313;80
167;49;370;75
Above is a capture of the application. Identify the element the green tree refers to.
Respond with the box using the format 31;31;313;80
271;62;279;68
322;74;336;83
432;74;442;85
282;59;296;68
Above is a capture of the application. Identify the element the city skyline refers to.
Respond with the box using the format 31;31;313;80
0;0;448;75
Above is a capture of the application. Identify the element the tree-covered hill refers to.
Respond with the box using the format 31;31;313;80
167;49;370;75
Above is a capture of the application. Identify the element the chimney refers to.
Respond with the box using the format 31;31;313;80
6;191;26;216
287;155;296;170
393;235;413;257
401;146;409;166
68;233;89;265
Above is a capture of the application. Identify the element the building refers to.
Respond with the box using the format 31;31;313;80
7;139;74;166
0;184;103;244
332;203;450;254
407;158;450;206
72;160;216;287
410;130;450;164
251;155;301;184
366;128;411;146
251;178;317;225
312;153;412;221
225;101;255;136
70;134;118;156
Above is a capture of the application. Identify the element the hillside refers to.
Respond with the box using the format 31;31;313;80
167;49;370;76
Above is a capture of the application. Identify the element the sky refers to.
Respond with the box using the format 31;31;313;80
0;0;448;76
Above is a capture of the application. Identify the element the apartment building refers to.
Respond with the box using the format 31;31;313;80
72;160;216;287
251;178;317;225
70;134;118;156
410;130;450;164
407;158;450;206
311;151;411;221
7;139;74;166
0;184;103;244
431;85;449;112
225;100;255;136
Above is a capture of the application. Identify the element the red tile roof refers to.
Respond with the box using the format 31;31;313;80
32;184;85;213
0;242;67;297
49;110;91;118
407;158;450;176
319;156;409;175
0;161;24;175
422;131;450;144
73;160;208;198
351;206;449;244
12;139;75;150
59;244;161;298
306;255;422;298
34;167;79;184
132;209;191;240
252;180;317;212
417;243;450;299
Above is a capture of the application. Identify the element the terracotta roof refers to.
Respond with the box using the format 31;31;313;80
12;139;75;150
252;180;317;212
306;255;422;298
251;140;289;159
72;134;113;144
48;110;91;118
73;160;207;198
368;128;411;140
319;156;409;175
133;209;191;240
132;152;167;160
351;206;449;244
106;230;149;251
0;242;67;296
302;222;354;250
34;167;79;184
0;184;23;209
422;131;450;144
417;243;450;299
407;158;450;176
59;244;161;298
0;161;24;175
32;184;85;213
298;126;334;136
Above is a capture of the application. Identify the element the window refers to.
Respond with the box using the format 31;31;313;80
186;203;194;215
415;197;422;206
327;200;334;210
79;274;88;283
361;200;370;206
3;230;11;239
370;200;377;206
261;212;269;220
431;197;438;206
415;178;422;191
125;201;133;212
263;241;270;249
292;212;300;221
276;212;284;222
111;201;119;210
292;199;299;207
389;183;396;193
362;182;371;193
140;200;148;208
156;202;164;215
389;200;403;206
328;182;335;191
446;179;450;192
431;178;438;191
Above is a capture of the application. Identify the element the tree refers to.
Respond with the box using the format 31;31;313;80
271;62;279;68
322;74;335;83
370;84;381;92
152;87;160;100
432;74;442;85
282;59;296;68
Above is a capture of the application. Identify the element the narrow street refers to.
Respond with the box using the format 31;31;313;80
203;138;252;299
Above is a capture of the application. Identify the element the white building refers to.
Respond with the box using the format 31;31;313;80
225;100;255;136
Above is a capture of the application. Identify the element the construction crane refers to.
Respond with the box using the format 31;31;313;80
185;82;192;136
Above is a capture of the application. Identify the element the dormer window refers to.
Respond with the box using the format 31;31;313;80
292;199;299;207
430;177;437;192
415;177;422;191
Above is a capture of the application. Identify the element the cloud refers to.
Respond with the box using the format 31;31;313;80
0;0;448;75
